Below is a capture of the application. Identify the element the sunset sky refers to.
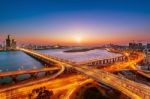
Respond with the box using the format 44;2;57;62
0;0;150;45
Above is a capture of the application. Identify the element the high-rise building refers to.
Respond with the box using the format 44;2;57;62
11;39;17;48
6;35;11;48
129;42;144;50
147;43;150;49
129;42;137;49
5;35;17;50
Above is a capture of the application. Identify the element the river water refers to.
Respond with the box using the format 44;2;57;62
0;51;43;83
38;49;122;63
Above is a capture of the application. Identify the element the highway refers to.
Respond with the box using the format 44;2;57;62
64;79;94;99
0;74;87;99
0;64;65;93
71;66;142;99
80;66;150;98
102;51;144;72
19;48;150;99
0;67;60;78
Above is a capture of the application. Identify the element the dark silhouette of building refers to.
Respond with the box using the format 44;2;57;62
147;43;150;49
6;35;11;48
12;39;17;48
5;35;17;50
129;42;144;50
138;43;143;49
0;44;2;48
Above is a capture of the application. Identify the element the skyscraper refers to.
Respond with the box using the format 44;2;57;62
12;39;17;48
6;35;11;48
5;35;17;50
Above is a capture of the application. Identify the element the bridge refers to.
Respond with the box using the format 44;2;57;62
0;65;65;94
0;67;60;82
79;55;127;66
19;48;150;99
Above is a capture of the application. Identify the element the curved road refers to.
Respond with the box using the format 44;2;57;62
0;64;65;93
64;79;93;99
0;67;60;78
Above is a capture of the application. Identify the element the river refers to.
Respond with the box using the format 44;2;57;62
0;51;43;83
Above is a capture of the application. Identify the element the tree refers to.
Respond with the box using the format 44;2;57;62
29;87;53;99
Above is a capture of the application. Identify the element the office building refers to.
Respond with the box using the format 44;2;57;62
6;35;11;48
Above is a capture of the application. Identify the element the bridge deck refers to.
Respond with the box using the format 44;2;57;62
0;67;60;77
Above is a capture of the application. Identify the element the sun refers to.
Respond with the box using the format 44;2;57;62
75;37;82;43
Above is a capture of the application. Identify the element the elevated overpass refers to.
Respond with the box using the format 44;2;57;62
0;67;60;82
0;65;65;94
19;48;150;99
0;67;60;78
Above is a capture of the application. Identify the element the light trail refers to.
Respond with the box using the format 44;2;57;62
102;50;144;72
0;74;87;99
64;79;94;99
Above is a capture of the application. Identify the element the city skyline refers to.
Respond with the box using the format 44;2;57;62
0;0;150;45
